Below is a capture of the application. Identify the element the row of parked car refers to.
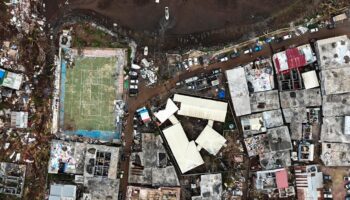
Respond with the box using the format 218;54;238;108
178;57;204;71
129;70;139;97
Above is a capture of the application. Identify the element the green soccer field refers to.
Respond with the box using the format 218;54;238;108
63;57;117;131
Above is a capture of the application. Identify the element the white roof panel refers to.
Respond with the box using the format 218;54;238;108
173;94;227;122
195;126;226;155
163;123;204;173
154;98;179;124
302;70;319;89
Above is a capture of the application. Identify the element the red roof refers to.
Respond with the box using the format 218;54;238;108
276;169;289;189
275;48;307;74
286;48;306;69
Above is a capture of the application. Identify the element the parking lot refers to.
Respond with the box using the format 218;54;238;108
321;166;350;200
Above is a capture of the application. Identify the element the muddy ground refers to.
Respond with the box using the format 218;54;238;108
44;0;330;49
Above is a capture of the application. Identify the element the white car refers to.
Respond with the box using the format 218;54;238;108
188;58;193;66
130;79;139;84
193;57;199;65
220;57;228;62
309;28;319;33
182;61;189;70
165;7;169;20
130;85;138;89
144;46;148;56
243;49;252;54
283;34;292;40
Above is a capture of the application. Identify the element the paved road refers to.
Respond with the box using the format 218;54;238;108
118;21;350;198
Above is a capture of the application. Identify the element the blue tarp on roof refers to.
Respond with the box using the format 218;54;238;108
218;90;226;99
0;69;6;79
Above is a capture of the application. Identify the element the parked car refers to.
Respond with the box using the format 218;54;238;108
188;58;193;66
130;79;139;84
309;28;319;33
187;85;195;90
327;23;336;29
165;7;169;20
323;175;332;181
212;68;222;75
129;70;138;77
253;45;263;52
346;182;350;189
230;52;240;59
323;192;333;198
219;57;228;62
130;85;138;89
182;61;189;70
143;46;148;56
344;176;350;181
243;49;252;54
283;34;292;40
265;36;275;43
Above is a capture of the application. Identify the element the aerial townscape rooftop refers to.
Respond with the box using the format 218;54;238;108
1;0;350;199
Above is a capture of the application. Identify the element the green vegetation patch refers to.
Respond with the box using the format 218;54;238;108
63;56;117;131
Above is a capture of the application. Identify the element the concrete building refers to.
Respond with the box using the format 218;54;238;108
321;142;350;166
315;35;350;70
255;168;295;199
49;184;77;200
48;140;121;199
322;93;350;117
321;117;350;143
240;109;283;137
128;133;179;187
244;59;275;93
273;44;316;74
191;174;222;200
0;69;23;90
279;88;322;109
294;165;323;200
10;111;28;128
226;67;251;116
126;186;181;200
0;162;26;197
250;90;280;113
267;126;292;152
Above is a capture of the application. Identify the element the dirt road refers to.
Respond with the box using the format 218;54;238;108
118;21;350;198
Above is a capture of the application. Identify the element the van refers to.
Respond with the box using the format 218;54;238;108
130;79;139;84
219;57;228;62
243;49;252;54
309;28;319;33
283;34;292;40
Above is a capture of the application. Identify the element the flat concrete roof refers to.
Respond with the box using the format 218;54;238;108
250;90;280;113
321;117;350;143
320;65;350;95
280;88;322;109
226;67;251;116
302;70;319;89
315;35;350;70
321;142;350;166
323;93;350;117
267;126;292;152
